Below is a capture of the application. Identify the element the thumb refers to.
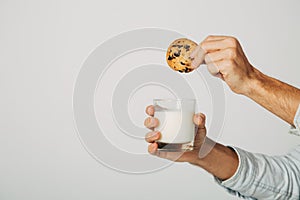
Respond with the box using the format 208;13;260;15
190;45;206;69
193;113;206;148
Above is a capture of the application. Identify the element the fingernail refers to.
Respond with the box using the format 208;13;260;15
191;60;198;69
190;45;201;59
195;115;202;124
146;105;154;114
189;50;197;59
150;144;156;154
149;118;155;126
149;131;158;137
150;118;159;128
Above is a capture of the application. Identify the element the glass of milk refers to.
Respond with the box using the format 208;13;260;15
153;99;195;152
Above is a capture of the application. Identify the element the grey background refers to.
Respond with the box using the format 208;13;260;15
1;0;300;199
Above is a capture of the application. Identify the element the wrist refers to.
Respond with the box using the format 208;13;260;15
193;138;217;167
243;67;265;98
193;141;239;180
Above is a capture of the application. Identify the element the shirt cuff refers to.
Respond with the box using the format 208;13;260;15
215;146;242;186
214;146;257;196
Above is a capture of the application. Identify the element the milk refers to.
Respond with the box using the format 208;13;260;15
154;110;195;144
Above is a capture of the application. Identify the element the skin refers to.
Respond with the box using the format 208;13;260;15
144;35;300;181
191;35;300;125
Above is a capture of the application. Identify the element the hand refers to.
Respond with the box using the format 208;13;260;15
144;105;239;179
144;105;207;165
190;35;257;95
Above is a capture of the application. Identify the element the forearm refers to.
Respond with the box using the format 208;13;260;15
194;138;239;181
216;146;300;199
245;68;300;125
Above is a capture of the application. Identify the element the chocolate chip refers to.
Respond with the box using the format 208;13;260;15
171;45;183;48
168;55;174;60
184;45;190;49
184;67;192;73
174;50;181;57
180;62;186;65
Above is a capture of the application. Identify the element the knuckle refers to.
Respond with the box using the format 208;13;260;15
199;113;206;121
145;136;150;143
223;59;235;67
205;35;214;40
226;37;238;47
145;132;152;142
146;105;154;114
204;53;212;63
147;145;152;153
144;117;151;127
145;105;150;112
153;118;159;126
200;41;206;49
226;48;237;59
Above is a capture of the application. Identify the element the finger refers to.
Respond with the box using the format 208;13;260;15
201;40;228;52
189;45;202;59
148;144;168;158
205;48;238;64
215;73;224;80
153;150;184;161
211;59;235;73
145;105;154;116
206;58;236;77
193;113;206;129
149;146;193;162
193;114;207;148
148;142;158;154
204;35;228;41
201;37;238;52
144;117;159;129
206;62;220;76
190;36;233;68
145;131;160;143
191;47;206;69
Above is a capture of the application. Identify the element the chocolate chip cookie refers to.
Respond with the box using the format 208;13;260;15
166;38;198;73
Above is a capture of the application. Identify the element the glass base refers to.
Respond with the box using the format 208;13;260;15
157;141;193;152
